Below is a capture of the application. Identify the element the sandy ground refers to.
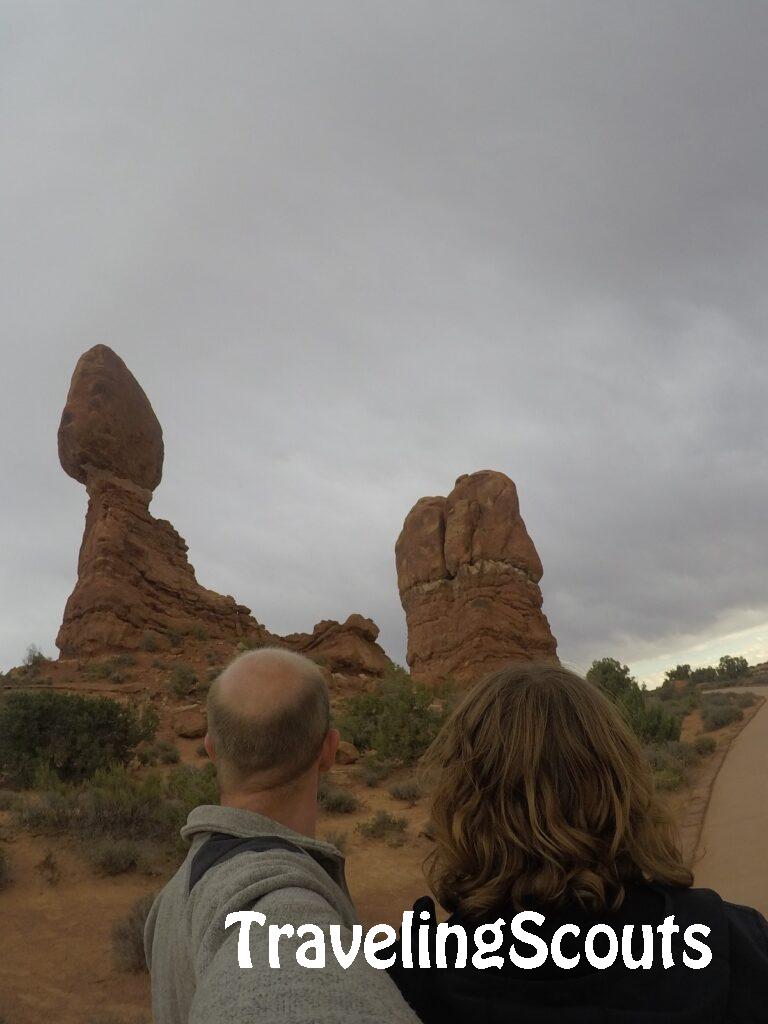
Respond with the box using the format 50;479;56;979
0;768;431;1024
693;687;768;914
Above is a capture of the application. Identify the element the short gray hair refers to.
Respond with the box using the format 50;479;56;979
207;649;330;787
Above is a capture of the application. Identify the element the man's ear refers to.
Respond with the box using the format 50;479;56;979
204;733;216;763
319;728;340;773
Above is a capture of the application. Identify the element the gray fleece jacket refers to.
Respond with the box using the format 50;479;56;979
144;804;419;1024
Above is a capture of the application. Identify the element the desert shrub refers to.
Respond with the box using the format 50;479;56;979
196;744;207;758
16;763;218;845
321;830;348;853
83;656;134;683
355;754;395;787
155;740;180;765
140;631;160;652
644;740;700;792
111;893;155;972
190;624;209;641
587;658;681;743
0;790;21;811
357;810;407;843
389;778;422;804
167;630;183;649
36;850;60;885
0;847;10;889
0;691;157;786
654;766;687;791
694;735;717;756
24;644;50;671
338;667;443;764
165;762;218;810
318;782;359;814
702;704;743;732
167;665;198;699
89;839;144;876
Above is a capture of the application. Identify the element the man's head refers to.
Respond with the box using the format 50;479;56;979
205;648;338;793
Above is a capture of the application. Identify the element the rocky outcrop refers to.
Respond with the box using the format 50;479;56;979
395;470;557;686
57;345;269;655
281;614;391;677
56;346;390;679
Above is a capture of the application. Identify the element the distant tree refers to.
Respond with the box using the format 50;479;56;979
718;655;748;681
587;658;680;744
689;665;719;684
664;664;691;683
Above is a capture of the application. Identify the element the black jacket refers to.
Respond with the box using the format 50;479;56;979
388;884;768;1023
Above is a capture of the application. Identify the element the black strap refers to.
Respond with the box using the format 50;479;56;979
188;832;314;894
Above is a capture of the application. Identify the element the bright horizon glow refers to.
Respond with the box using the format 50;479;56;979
628;618;768;689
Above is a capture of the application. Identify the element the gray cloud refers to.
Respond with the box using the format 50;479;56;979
2;1;768;680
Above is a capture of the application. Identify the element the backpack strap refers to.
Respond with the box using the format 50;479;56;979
188;832;319;894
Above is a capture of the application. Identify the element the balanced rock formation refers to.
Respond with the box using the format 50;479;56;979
56;346;391;679
57;345;270;655
282;614;390;677
395;470;557;686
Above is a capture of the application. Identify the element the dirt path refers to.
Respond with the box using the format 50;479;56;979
694;687;768;914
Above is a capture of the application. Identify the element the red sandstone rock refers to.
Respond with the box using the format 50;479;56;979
56;346;269;656
335;740;360;765
58;345;164;490
173;707;207;739
282;614;391;677
395;470;557;686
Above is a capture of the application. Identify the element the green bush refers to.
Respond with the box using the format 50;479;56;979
587;658;681;743
319;782;359;814
717;655;749;681
694;735;717;756
644;740;701;792
24;644;50;671
355;754;395;787
357;810;407;843
111;893;155;972
702;704;743;732
89;839;145;876
0;691;157;786
337;667;443;764
168;665;198;699
16;763;218;844
389;778;422;804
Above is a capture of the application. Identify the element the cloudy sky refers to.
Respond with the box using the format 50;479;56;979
2;2;768;684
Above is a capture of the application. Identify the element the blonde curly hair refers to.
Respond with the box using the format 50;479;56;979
424;662;692;918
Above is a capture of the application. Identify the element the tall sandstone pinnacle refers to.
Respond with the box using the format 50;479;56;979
56;345;270;655
395;470;558;686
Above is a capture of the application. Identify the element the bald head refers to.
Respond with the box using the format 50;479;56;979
207;648;330;788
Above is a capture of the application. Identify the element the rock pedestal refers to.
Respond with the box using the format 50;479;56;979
395;470;557;686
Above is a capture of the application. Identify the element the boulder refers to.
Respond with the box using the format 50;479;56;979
173;708;207;739
282;614;390;677
335;740;360;765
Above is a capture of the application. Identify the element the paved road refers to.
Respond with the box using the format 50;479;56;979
694;688;768;915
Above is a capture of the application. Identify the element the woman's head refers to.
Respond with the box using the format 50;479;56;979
424;662;691;918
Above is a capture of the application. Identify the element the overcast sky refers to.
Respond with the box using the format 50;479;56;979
2;2;768;684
